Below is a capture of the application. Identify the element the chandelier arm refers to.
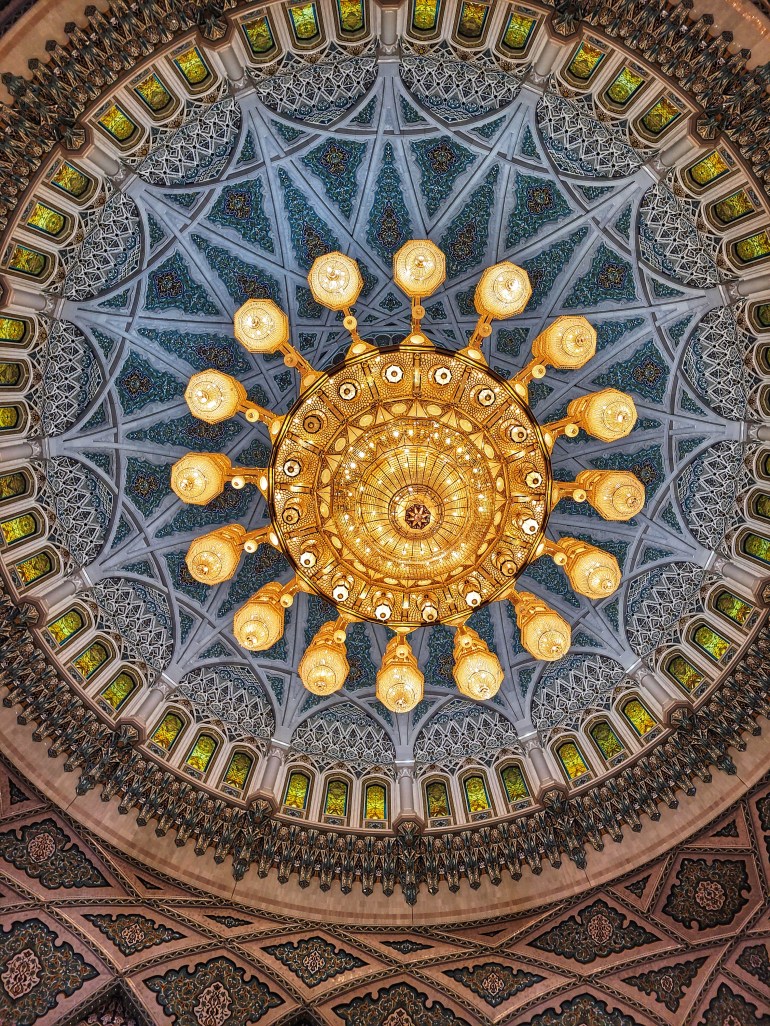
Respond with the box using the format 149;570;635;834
243;401;284;438
541;416;580;451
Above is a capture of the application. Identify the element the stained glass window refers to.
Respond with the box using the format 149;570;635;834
0;472;29;503
463;775;490;813
692;624;732;664
640;96;681;136
715;590;754;628
457;1;489;39
412;0;440;32
364;783;387;820
185;733;218;774
589;721;625;761
242;16;276;55
323;778;349;817
751;493;770;522
711;189;755;226
566;41;605;81
173;46;211;86
622;699;656;737
754;303;770;330
0;317;28;343
0;406;21;432
741;531;770;565
666;654;704;692
604;66;645;106
0;512;37;546
336;0;365;34
289;3;320;41
501;11;536;51
14;550;53;587
687;149;732;188
425;780;450;818
734;229;770;265
222;752;253;791
97;104;138;143
45;608;85;647
150;712;184;752
134;72;173;112
5;244;48;277
283;770;310;810
557;741;590;781
71;640;110;680
24;202;67;238
500;764;530;803
0;362;22;387
49;160;92;199
99;671;137;711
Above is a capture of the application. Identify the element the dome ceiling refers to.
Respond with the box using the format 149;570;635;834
0;0;768;913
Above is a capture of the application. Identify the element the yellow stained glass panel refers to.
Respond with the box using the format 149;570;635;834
623;699;656;736
365;783;387;820
14;550;51;585
223;752;253;790
0;406;20;431
174;46;210;85
500;764;529;802
668;655;703;691
0;513;36;545
98;104;137;142
502;12;535;50
715;590;754;627
558;741;590;780
693;625;731;663
100;672;137;711
7;245;46;277
755;303;770;329
463;775;490;813
743;531;770;564
324;779;349;817
151;712;184;751
567;41;605;81
458;1;488;39
0;472;28;503
712;189;755;225
688;149;731;187
605;66;645;106
134;72;172;112
590;721;624;760
242;16;276;54
72;641;109;680
50;161;90;198
25;202;66;238
185;734;218;773
46;608;84;647
735;229;770;264
641;96;681;135
426;780;450;817
753;494;770;522
337;0;364;33
0;363;21;387
0;317;27;342
413;0;440;32
283;771;310;809
289;3;320;41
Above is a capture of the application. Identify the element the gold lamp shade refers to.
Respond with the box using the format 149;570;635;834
376;635;424;713
234;298;290;353
185;370;246;424
558;538;621;599
475;261;532;319
512;591;571;662
393;240;446;298
575;469;645;521
308;251;363;311
233;582;285;651
532;316;597;370
186;526;245;584
567;388;637;442
171;453;232;506
299;621;349;695
452;625;503;700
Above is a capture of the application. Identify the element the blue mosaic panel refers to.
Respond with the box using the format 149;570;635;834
207;178;274;250
145;252;220;315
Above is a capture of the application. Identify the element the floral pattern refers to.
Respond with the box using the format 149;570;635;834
663;858;750;930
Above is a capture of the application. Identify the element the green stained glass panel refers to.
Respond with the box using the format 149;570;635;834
742;531;770;565
457;1;488;38
668;654;703;691
284;771;310;809
688;149;731;188
605;66;645;106
151;712;184;751
753;494;770;521
413;0;440;32
500;764;529;802
324;779;349;817
463;775;490;813
715;590;754;627
223;752;253;790
289;3;320;41
100;672;137;711
0;317;27;343
14;550;52;586
98;104;137;142
173;46;211;85
72;641;109;679
622;699;656;736
0;363;21;387
755;303;770;329
50;161;91;198
735;230;770;264
640;96;681;135
0;406;20;431
567;41;605;81
426;780;450;817
185;734;218;773
46;608;85;647
712;189;755;225
337;0;364;33
0;472;28;503
134;72;172;112
590;722;625;760
502;12;535;50
0;513;36;545
7;245;46;277
558;741;590;780
365;783;387;820
25;202;66;238
242;16;276;55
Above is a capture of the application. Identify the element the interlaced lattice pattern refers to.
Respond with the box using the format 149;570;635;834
291;702;395;766
683;307;749;420
252;50;377;125
61;193;141;300
400;47;525;123
677;440;744;548
639;182;720;288
41;457;111;568
625;561;705;657
414;699;520;764
90;578;173;673
536;93;643;178
36;322;102;436
135;97;241;186
532;655;626;731
174;665;274;742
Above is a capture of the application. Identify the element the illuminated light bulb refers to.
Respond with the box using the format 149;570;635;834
185;370;246;424
393;240;446;297
233;582;285;651
531;316;597;370
511;590;571;662
234;298;290;353
567;388;637;442
376;635;424;713
475;261;532;319
186;526;246;584
420;594;439;622
556;538;621;599
453;625;503;701
171;453;232;506
308;251;363;310
299;621;349;695
575;470;645;521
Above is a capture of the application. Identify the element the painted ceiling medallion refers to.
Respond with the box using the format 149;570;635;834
172;242;644;712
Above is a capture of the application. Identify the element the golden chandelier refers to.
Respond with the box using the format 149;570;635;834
170;243;645;713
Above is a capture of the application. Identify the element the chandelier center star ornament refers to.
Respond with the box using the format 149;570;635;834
171;242;645;713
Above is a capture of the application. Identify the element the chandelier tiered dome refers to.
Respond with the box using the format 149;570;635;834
171;242;645;713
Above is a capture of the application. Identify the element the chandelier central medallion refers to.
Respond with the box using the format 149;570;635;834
170;241;646;713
